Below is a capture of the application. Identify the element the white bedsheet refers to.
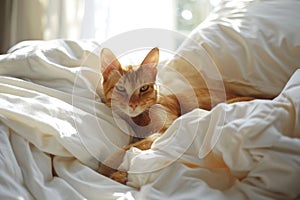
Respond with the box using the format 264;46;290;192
0;40;300;200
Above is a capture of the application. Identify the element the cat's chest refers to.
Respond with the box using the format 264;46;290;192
131;110;151;127
126;104;178;138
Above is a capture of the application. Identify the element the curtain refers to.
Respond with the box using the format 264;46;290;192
0;0;12;54
0;0;42;53
43;0;85;40
0;0;85;54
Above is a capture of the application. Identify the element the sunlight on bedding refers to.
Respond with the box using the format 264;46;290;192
0;0;300;199
113;192;135;200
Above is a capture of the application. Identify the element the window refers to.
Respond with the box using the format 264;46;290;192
80;0;218;41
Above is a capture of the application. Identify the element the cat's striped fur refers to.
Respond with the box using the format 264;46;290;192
97;47;254;184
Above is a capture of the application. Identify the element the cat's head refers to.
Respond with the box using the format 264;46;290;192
100;47;159;117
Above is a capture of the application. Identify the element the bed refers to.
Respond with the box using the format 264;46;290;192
1;0;300;199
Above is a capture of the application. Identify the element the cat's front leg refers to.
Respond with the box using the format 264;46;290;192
98;134;161;184
107;135;160;184
124;133;161;151
98;148;128;185
110;170;128;184
98;149;126;178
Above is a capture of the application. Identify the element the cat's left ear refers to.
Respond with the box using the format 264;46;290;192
140;47;159;78
100;48;122;80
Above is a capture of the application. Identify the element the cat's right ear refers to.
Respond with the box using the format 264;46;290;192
100;48;122;80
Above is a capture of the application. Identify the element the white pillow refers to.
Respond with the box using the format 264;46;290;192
164;0;300;98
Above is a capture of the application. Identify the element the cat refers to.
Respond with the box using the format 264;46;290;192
97;47;255;184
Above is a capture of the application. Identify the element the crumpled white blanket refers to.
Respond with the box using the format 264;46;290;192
121;69;300;200
0;40;300;200
0;40;134;200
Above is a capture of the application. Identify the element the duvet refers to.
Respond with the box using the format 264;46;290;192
1;0;300;199
0;39;299;200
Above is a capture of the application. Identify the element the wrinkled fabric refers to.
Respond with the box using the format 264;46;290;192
1;1;300;196
0;39;299;200
123;70;300;200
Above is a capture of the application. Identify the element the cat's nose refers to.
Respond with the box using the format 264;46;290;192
129;102;137;110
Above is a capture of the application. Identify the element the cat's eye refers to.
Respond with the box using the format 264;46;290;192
115;85;126;92
140;85;149;92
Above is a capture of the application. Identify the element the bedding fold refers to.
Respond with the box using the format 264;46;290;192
0;39;299;200
123;70;300;199
0;40;134;200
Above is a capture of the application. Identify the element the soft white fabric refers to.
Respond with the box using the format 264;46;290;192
122;70;300;199
161;0;300;98
1;39;300;199
1;0;300;197
0;40;135;200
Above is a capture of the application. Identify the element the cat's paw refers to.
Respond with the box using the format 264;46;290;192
110;170;128;184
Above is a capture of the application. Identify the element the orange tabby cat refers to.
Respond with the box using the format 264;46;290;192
97;47;254;184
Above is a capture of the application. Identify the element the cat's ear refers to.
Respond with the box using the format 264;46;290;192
100;48;122;80
140;47;159;78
